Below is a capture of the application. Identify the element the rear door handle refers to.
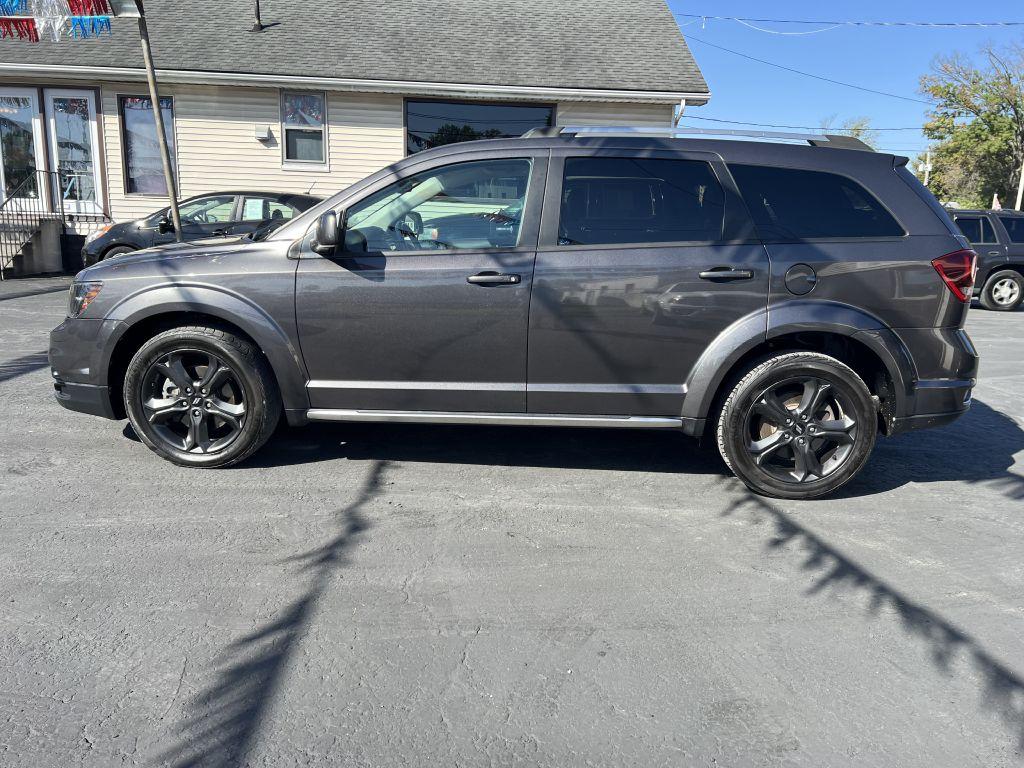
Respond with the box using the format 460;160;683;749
988;251;1002;256
699;267;754;281
467;272;521;286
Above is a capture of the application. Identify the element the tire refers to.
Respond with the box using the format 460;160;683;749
979;269;1024;312
716;352;878;500
101;245;135;261
123;325;281;468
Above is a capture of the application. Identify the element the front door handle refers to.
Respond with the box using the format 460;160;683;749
212;228;228;237
467;272;521;286
699;267;754;281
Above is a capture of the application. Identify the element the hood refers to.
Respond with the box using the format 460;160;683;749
76;236;253;280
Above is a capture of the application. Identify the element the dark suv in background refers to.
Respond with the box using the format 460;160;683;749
82;191;322;266
50;127;979;499
951;209;1024;311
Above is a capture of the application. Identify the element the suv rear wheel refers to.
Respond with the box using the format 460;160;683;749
717;352;878;500
979;269;1024;312
123;326;280;467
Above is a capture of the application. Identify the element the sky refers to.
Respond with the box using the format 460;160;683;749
665;0;1024;158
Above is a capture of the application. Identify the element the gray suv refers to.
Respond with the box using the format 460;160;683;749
950;209;1024;311
49;128;979;499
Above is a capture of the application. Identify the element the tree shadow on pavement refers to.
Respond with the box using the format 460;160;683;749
839;399;1024;501
155;460;387;768
0;351;49;384
725;491;1024;747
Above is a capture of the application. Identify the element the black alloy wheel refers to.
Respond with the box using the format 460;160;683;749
124;326;280;467
717;352;877;499
140;349;246;455
743;376;857;484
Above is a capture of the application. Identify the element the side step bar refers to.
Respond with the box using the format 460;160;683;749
306;409;683;429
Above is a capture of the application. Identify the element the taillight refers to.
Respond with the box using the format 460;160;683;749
932;249;977;302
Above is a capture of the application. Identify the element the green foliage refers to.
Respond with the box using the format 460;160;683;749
819;115;879;149
423;123;504;150
919;43;1024;208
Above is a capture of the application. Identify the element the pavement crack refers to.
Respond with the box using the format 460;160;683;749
159;657;188;720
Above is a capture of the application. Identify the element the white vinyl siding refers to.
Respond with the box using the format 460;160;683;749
100;83;405;221
91;82;674;222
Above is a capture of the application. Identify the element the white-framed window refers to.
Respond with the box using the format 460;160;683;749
281;90;327;166
119;94;177;196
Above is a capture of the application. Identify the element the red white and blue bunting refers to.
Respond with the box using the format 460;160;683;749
0;0;113;41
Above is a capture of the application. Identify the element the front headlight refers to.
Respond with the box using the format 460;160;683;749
84;224;112;245
68;282;103;318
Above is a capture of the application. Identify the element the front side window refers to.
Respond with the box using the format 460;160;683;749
406;100;554;155
730;164;904;240
998;216;1024;244
240;196;296;222
178;195;235;224
282;91;326;164
558;157;725;246
955;216;996;244
343;159;532;252
120;95;176;195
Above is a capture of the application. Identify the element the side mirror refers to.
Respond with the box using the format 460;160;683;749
157;217;174;234
311;210;340;255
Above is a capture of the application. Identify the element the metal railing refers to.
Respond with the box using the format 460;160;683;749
0;170;64;281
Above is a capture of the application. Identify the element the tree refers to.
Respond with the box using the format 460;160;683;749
423;123;504;150
919;42;1024;208
819;115;879;149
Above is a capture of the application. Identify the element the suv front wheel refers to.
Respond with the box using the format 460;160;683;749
717;352;878;500
124;326;280;467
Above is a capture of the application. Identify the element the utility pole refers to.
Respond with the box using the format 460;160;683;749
1016;156;1024;211
920;150;933;187
133;0;182;241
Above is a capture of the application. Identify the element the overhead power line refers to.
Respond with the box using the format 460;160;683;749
683;33;937;105
676;13;1024;36
679;114;923;131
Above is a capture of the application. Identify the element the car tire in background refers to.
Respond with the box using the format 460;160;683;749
717;352;878;500
979;269;1024;312
101;245;136;261
123;325;281;468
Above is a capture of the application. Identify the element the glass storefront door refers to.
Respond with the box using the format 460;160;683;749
44;89;103;215
0;88;45;206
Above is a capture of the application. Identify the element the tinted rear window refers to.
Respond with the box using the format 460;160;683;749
999;216;1024;243
730;164;904;240
954;216;996;244
558;157;725;246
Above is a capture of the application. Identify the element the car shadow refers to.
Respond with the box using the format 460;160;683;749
239;397;1023;503
724;491;1024;747
241;421;729;476
838;398;1024;501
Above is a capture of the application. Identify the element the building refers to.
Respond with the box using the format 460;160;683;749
0;0;708;274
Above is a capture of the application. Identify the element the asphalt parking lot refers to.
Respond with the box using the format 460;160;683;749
1;276;1022;767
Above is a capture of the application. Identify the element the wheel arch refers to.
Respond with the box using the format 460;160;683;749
102;287;308;420
101;243;138;259
683;301;913;437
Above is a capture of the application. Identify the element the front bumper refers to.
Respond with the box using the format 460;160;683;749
53;380;117;419
49;316;123;420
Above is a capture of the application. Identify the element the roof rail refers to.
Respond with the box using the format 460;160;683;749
521;125;875;151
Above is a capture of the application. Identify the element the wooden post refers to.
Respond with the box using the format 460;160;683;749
133;0;182;241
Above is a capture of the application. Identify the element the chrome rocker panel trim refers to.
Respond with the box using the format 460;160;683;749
305;409;683;429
